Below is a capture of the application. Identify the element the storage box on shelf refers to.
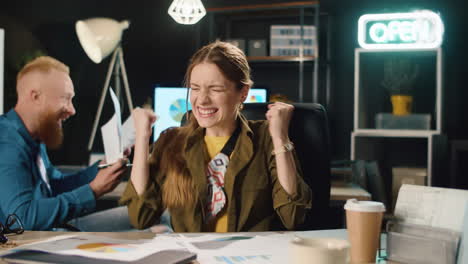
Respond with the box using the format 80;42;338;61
391;167;427;210
225;38;246;53
248;39;267;57
270;25;316;56
375;113;431;130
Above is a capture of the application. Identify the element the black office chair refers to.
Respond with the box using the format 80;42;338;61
241;103;331;230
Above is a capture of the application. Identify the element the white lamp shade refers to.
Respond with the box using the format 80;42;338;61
75;18;129;63
168;0;206;25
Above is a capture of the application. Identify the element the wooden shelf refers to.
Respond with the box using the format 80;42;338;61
207;1;319;13
247;56;315;62
352;129;440;138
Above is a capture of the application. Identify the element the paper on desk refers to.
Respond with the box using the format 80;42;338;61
169;233;291;264
12;234;186;262
100;88;135;164
394;184;468;231
457;203;468;264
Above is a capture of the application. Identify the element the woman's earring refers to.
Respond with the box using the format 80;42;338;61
238;103;244;111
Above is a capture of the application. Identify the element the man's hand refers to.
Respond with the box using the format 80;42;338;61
123;147;132;157
89;158;128;199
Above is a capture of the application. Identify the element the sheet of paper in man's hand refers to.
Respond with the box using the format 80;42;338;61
122;115;136;150
100;88;135;164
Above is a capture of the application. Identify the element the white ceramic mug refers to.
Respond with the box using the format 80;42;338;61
289;237;350;264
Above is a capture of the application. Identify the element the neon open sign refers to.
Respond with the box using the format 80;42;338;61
358;11;444;49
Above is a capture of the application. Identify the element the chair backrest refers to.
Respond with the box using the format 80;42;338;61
241;103;331;230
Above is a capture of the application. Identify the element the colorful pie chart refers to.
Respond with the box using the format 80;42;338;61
169;98;189;122
77;243;135;253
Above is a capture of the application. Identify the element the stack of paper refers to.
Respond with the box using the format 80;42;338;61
395;184;468;231
1;234;194;263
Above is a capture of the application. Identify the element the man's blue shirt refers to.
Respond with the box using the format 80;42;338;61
0;109;98;230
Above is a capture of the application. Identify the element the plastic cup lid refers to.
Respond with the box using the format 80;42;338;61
344;199;386;212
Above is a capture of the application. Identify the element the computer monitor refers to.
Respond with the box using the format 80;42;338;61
153;87;268;141
245;88;268;103
153;87;190;142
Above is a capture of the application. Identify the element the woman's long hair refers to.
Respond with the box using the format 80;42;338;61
156;41;253;209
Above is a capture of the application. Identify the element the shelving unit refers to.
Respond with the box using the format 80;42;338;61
351;131;447;187
202;1;322;102
351;47;446;186
246;56;315;62
353;48;443;133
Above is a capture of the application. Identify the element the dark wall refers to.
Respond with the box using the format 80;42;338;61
1;0;201;165
1;0;467;165
323;0;467;160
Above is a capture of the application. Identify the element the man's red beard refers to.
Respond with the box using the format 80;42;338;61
37;109;64;149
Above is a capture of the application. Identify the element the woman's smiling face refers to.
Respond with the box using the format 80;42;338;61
189;62;247;136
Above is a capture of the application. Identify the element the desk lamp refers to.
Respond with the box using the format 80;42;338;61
75;18;134;151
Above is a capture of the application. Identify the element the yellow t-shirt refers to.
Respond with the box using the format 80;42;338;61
204;135;230;232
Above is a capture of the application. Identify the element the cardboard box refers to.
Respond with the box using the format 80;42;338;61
248;39;267;57
270;25;317;57
392;167;427;209
225;39;246;53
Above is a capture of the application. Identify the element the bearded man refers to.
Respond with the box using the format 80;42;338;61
0;56;129;231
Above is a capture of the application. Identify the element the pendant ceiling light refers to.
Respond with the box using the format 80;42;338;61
168;0;206;25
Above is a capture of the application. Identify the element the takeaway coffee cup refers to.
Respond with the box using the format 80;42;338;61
289;237;349;264
344;199;385;263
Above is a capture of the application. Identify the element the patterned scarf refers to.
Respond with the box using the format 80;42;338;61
205;125;241;222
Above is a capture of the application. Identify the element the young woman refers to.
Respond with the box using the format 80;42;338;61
121;41;312;232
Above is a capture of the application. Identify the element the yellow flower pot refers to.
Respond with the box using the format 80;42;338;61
391;95;413;116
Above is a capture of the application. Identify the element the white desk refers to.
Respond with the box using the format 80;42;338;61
0;229;396;263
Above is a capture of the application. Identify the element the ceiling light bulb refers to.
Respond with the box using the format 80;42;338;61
168;0;206;25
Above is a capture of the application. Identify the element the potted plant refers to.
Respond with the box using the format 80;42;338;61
381;57;419;115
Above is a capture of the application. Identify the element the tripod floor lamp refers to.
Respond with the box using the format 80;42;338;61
75;18;134;151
